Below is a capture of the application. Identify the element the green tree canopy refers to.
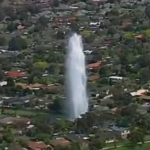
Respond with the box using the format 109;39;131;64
8;36;27;51
33;61;48;71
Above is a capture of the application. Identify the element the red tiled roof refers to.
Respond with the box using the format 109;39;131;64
6;71;27;78
27;141;47;150
16;83;61;91
88;61;102;69
103;40;112;46
135;34;145;40
50;139;70;147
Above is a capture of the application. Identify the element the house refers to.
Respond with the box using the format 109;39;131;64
130;89;148;97
13;117;31;129
5;71;27;78
0;81;7;86
0;116;17;125
17;24;25;30
65;134;89;147
0;116;30;127
2;97;19;106
87;61;102;69
0;52;13;59
111;107;121;114
27;141;51;150
50;138;70;148
122;22;132;29
139;95;150;102
16;82;62;91
130;89;150;102
135;34;146;40
109;76;123;83
103;40;112;46
110;125;130;139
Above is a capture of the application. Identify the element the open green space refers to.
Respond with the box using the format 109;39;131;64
104;142;150;150
0;108;48;117
117;143;150;150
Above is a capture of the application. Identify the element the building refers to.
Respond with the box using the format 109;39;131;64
50;138;70;148
109;76;123;83
130;89;148;97
65;134;89;148
27;141;51;150
87;61;102;69
110;125;130;139
5;71;27;78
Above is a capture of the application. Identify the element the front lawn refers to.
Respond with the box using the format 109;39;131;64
117;143;150;150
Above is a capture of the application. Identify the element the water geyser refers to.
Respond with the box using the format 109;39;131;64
65;33;88;119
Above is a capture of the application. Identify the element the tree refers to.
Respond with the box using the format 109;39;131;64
34;117;53;135
0;36;6;46
3;127;14;143
126;53;136;64
107;27;116;36
38;16;49;27
99;66;109;77
34;24;43;32
52;0;59;7
33;61;48;71
8;36;27;51
116;116;132;127
145;5;150;19
7;22;17;32
89;137;105;150
128;128;145;145
48;64;56;74
121;105;137;116
54;119;68;132
53;97;62;113
138;54;150;68
48;97;62;113
56;31;65;39
62;0;69;4
3;6;17;20
27;5;40;14
84;34;95;43
36;133;51;143
18;139;27;147
6;78;15;86
140;67;150;83
0;10;5;21
0;69;4;81
18;10;28;21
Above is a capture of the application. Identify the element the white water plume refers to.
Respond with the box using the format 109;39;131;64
65;33;88;119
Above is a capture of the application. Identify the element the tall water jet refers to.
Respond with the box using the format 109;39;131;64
65;33;88;119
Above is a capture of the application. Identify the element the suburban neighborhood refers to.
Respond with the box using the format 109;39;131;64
0;0;150;150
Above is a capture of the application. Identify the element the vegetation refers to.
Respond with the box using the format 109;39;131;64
0;0;150;149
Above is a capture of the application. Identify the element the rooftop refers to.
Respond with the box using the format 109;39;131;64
50;138;70;147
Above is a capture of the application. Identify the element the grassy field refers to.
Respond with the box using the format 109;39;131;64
0;108;48;117
104;142;150;150
117;143;150;150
